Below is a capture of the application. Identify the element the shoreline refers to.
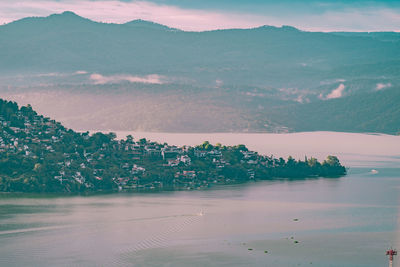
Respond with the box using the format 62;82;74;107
0;174;346;196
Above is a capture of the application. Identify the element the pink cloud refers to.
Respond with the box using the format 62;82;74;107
376;82;392;90
326;84;345;99
89;73;166;84
75;70;88;75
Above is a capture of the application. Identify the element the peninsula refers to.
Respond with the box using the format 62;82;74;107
0;99;346;193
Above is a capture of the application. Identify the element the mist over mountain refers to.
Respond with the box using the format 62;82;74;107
1;12;399;134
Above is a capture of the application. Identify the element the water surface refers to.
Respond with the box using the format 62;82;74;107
1;132;399;266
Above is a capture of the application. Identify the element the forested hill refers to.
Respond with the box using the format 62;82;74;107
0;99;346;193
266;86;400;134
0;12;398;133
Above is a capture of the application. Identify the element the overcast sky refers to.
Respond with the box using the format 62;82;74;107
1;0;399;31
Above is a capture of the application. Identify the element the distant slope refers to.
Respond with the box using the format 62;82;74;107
124;19;180;31
0;12;399;134
268;87;400;134
0;84;287;132
332;31;400;42
1;11;399;86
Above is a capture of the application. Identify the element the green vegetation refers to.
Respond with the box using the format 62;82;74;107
0;99;346;193
268;86;400;134
1;12;400;134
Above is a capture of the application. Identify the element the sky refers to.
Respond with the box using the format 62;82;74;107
0;0;399;31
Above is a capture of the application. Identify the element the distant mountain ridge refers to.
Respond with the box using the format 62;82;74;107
0;12;399;134
2;11;399;74
3;11;178;31
124;19;180;31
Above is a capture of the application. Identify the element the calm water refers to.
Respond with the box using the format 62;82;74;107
1;132;399;267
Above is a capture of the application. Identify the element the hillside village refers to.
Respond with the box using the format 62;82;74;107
0;99;346;193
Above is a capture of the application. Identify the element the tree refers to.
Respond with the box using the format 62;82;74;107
323;155;340;167
287;156;295;166
107;132;117;141
307;157;318;168
139;138;147;145
126;135;134;143
33;163;42;172
235;144;248;151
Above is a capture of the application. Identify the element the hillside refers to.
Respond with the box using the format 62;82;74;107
267;87;400;134
0;98;345;193
0;12;399;133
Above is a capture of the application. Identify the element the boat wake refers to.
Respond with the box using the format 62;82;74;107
112;211;205;265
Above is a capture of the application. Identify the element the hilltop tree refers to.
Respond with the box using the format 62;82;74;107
323;155;341;167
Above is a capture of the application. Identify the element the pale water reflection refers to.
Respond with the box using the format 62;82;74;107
1;132;399;266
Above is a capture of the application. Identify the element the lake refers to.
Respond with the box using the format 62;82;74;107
1;132;399;266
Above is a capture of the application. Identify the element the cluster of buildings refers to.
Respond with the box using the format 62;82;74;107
0;112;63;156
0;105;271;192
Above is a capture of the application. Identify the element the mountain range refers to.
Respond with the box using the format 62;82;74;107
0;11;399;134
